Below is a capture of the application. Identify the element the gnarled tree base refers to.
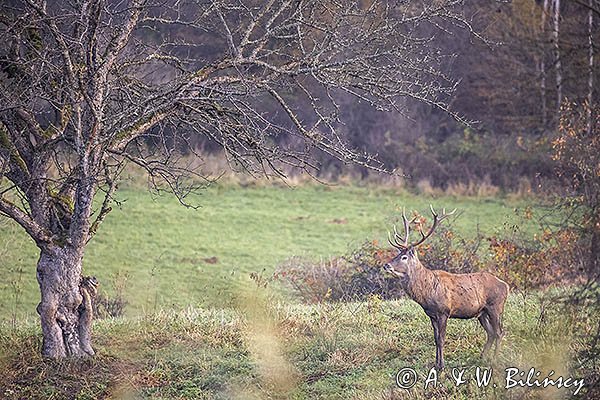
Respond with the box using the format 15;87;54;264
36;248;98;358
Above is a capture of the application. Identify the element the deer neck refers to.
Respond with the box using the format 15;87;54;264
404;261;436;306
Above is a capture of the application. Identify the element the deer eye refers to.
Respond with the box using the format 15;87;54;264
400;255;409;261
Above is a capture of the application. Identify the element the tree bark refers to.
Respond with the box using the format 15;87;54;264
540;0;550;128
36;246;96;358
553;0;563;114
591;212;599;277
588;0;594;134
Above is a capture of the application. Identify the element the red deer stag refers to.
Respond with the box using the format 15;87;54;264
383;206;509;370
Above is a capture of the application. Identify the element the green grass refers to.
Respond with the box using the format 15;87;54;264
0;181;594;398
0;292;595;399
0;183;544;320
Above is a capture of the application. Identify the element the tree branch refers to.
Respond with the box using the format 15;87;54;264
0;197;50;246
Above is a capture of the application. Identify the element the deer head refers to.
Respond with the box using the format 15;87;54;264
383;205;456;280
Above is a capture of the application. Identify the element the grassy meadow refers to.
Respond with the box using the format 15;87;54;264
0;182;542;320
2;182;593;399
0;292;591;399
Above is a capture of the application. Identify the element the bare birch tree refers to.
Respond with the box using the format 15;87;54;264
0;0;472;358
588;0;595;134
540;0;550;128
553;0;563;113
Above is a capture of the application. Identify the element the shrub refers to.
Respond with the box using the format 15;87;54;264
488;228;582;293
274;219;484;303
552;102;600;276
551;102;600;394
274;242;403;303
275;209;585;303
415;221;485;274
93;271;130;319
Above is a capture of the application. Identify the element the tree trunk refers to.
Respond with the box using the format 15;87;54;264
36;246;96;358
540;0;550;129
553;0;563;114
588;0;594;134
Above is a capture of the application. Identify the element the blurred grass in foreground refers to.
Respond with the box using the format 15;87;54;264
0;290;595;399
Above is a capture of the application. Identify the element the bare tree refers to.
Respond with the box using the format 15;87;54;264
0;0;471;358
540;0;550;128
588;0;595;134
553;0;563;113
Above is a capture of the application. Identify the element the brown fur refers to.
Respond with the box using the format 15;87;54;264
385;248;509;370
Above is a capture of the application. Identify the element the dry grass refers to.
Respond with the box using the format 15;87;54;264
416;177;502;198
0;289;596;399
445;176;500;198
116;151;539;198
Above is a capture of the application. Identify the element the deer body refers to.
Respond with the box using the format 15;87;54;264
407;267;508;319
384;207;509;370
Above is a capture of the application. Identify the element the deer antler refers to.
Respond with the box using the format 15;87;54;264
388;205;456;250
410;205;456;248
388;208;416;250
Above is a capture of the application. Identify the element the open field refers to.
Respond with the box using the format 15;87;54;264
0;184;545;320
0;184;596;399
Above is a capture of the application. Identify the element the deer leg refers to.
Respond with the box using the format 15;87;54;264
431;314;448;370
478;312;494;358
488;308;504;357
438;314;448;370
430;316;441;370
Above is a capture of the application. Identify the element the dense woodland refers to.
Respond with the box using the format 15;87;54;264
2;0;598;188
160;0;600;190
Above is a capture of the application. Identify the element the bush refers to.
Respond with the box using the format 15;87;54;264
93;271;130;319
274;242;402;303
274;219;484;303
551;102;600;394
488;227;582;293
415;221;485;274
275;210;585;303
553;102;600;276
